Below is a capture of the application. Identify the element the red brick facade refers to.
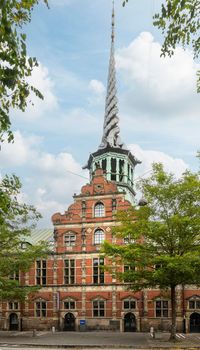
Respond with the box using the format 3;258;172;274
1;168;200;333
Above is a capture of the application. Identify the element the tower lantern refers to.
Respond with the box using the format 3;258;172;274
83;2;140;204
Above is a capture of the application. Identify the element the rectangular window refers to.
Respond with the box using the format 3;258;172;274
35;301;46;317
93;300;105;317
8;302;19;310
9;271;19;281
36;260;47;285
124;235;135;244
64;233;76;247
93;258;104;284
189;300;194;309
123;300;136;309
64;301;75;309
156;300;168;317
64;259;75;284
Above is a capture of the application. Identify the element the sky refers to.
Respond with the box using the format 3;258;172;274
1;0;200;228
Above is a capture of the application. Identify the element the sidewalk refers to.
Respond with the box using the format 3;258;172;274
0;331;200;349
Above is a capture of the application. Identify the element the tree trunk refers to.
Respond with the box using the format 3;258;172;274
170;284;176;341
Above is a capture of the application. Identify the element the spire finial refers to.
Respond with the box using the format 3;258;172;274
99;1;126;151
111;0;115;43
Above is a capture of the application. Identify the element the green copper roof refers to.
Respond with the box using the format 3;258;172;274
26;228;54;245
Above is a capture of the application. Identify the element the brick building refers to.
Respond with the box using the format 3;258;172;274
1;4;200;334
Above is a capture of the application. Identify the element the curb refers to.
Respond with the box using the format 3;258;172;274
1;344;200;350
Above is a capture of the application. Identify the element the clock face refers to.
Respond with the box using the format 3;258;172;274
94;184;104;193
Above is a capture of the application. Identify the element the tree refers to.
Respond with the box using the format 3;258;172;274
0;0;48;142
102;163;200;340
0;174;48;301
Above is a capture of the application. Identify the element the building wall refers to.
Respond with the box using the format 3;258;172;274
1;169;200;333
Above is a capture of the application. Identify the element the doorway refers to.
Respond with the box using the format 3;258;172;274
9;313;19;331
63;313;75;331
190;312;200;332
124;312;137;332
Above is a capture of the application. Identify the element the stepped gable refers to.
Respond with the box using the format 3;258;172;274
52;168;131;225
80;168;118;196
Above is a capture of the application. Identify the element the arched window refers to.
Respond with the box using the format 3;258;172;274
94;202;105;217
94;229;104;245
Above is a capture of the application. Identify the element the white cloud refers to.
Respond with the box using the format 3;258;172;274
88;79;105;107
129;144;188;180
12;62;58;122
89;79;105;95
116;32;200;120
1;130;190;227
0;131;88;227
0;131;40;168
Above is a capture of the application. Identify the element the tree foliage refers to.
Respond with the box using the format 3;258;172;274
0;174;48;301
103;163;200;340
0;0;48;142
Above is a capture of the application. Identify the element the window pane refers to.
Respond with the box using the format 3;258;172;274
189;300;195;309
163;309;168;317
156;309;161;317
93;301;98;309
94;203;105;217
156;301;161;308
64;302;69;309
36;309;40;317
196;301;200;309
93;309;98;317
94;230;104;245
65;233;76;246
42;309;46;317
124;301;129;309
130;301;136;309
163;301;168;309
70;301;75;309
100;309;104;317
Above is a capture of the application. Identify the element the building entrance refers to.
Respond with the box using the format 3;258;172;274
9;313;19;331
190;312;200;332
124;312;137;332
63;313;75;331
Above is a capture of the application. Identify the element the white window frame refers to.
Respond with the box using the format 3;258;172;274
35;300;47;317
94;202;105;217
93;299;105;317
63;299;76;310
8;302;19;310
64;232;76;247
64;259;75;284
94;229;105;245
123;298;136;310
155;299;169;318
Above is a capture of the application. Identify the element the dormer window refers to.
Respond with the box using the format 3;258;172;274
94;202;105;217
64;232;76;247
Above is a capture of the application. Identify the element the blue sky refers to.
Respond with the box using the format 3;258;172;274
1;0;199;227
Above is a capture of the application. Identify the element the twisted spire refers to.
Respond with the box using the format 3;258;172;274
99;1;126;150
